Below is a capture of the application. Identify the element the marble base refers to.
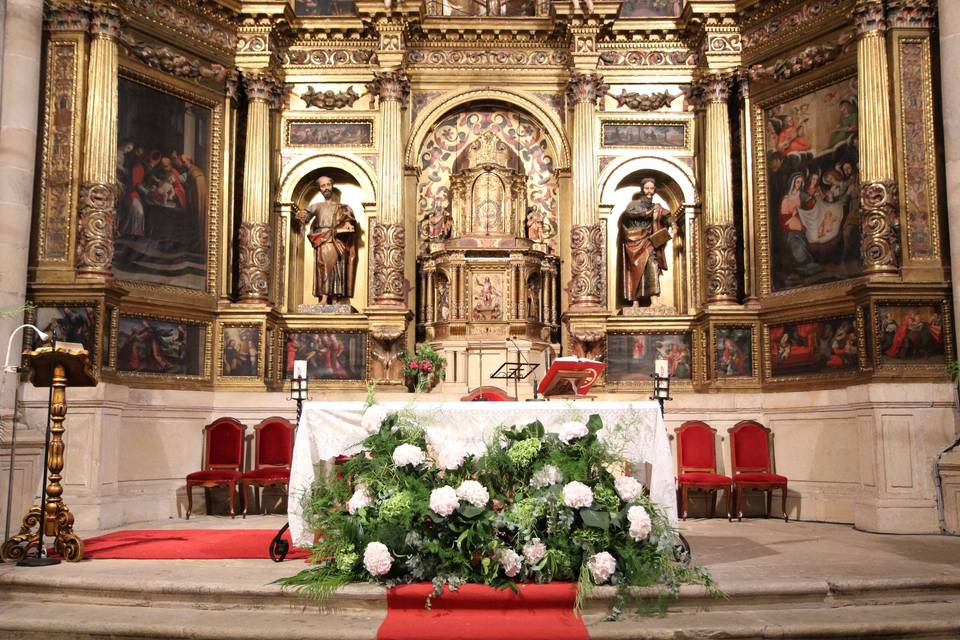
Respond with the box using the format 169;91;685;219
297;304;355;314
622;303;678;316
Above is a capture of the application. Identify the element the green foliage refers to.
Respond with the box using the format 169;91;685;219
278;410;714;618
400;343;447;391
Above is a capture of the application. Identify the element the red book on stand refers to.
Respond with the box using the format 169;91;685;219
537;357;605;398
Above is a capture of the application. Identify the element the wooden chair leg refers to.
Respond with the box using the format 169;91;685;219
681;485;689;520
241;481;249;519
257;485;264;515
781;484;789;522
228;482;236;518
765;489;772;518
737;485;744;521
708;489;717;518
725;485;732;521
204;487;211;516
186;483;193;519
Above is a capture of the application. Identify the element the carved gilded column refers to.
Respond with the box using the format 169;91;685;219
699;72;738;304
566;72;606;309
367;70;409;306
237;71;276;302
855;0;900;275
76;3;121;279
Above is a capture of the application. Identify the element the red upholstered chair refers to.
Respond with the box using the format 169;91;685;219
728;420;789;522
675;421;732;521
241;417;295;517
186;417;246;519
460;386;513;401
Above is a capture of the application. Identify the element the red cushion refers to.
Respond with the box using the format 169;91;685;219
734;472;787;485
242;468;290;482
186;470;241;482
677;472;732;487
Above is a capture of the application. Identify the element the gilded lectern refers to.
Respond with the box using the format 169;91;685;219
1;343;96;564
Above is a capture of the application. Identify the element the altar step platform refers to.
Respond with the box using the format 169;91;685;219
0;517;959;640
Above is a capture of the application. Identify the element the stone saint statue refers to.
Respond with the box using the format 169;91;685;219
620;178;671;307
295;176;358;305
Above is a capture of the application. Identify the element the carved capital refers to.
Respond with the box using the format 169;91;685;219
242;71;281;104
860;181;901;274
88;4;122;40
854;0;887;36
705;223;738;303
238;222;271;300
76;181;118;278
565;72;607;106
370;325;406;382
366;70;410;105
370;222;406;305
225;69;242;101
44;1;90;32
568;224;605;307
887;0;936;29
696;71;733;103
569;329;605;360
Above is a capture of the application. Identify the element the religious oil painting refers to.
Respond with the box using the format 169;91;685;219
115;78;210;291
601;122;686;148
621;0;683;17
764;76;861;291
435;0;537;16
769;316;858;377
877;304;945;365
284;331;366;380
287;121;373;147
715;327;753;378
607;333;692;382
471;273;504;321
294;0;357;16
117;316;205;376
33;306;97;355
221;326;261;377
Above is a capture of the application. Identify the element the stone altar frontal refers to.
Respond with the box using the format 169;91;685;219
288;400;676;546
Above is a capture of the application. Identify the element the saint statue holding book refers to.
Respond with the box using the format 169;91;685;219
620;178;672;306
295;176;358;305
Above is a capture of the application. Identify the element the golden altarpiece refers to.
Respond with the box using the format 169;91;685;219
12;0;959;534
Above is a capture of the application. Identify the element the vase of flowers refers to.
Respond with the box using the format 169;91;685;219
400;343;446;392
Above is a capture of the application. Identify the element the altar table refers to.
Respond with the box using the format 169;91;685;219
288;400;677;546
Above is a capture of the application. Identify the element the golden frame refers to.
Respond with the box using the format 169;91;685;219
113;311;213;382
284;117;375;148
599;117;692;153
216;322;267;381
871;298;953;377
275;326;371;386
115;63;224;299
604;328;695;391
762;311;861;384
751;64;858;299
711;323;761;385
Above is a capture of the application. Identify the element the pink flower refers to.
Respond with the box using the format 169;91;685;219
363;542;393;576
587;551;617;584
421;360;433;372
410;360;420;370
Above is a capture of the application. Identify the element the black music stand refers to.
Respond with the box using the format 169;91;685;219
490;361;539;401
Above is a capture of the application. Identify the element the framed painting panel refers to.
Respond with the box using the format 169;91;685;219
620;0;683;17
714;327;753;378
471;272;505;321
283;331;367;381
31;305;97;353
114;76;213;292
295;0;357;16
601;120;688;149
220;325;262;378
876;302;947;366
759;74;861;292
117;315;207;377
286;120;374;147
607;332;692;382
768;315;858;377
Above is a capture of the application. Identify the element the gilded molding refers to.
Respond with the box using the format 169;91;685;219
860;180;901;274
565;72;606;106
705;223;738;303
118;33;228;82
743;0;846;49
238;222;271;300
407;49;569;67
705;33;743;55
854;0;887;35
598;49;698;67
370;222;406;305
285;48;376;66
298;85;361;110
125;0;236;51
243;71;281;104
888;0;936;29
76;181;118;277
366;70;410;105
696;72;732;103
568;224;605;307
611;88;679;112
748;32;854;83
44;1;90;31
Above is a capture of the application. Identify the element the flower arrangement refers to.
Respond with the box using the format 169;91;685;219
400;343;447;392
280;409;713;617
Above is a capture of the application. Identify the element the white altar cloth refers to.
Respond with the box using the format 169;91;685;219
288;400;677;546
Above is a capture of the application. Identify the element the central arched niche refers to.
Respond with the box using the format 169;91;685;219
416;102;560;255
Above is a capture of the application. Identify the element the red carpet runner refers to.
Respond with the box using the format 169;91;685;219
62;529;309;560
378;583;588;640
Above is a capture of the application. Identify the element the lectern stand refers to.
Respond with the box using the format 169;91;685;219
1;343;96;564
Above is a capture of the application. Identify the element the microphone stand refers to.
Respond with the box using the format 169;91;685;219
507;337;543;401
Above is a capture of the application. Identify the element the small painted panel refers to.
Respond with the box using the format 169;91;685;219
221;326;261;377
601;121;686;148
283;331;366;380
471;273;504;321
34;306;97;358
877;304;945;365
607;333;692;381
621;0;683;17
287;120;373;146
769;316;858;377
715;327;753;378
117;316;205;375
294;0;357;15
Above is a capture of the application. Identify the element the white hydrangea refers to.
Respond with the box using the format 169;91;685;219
557;420;589;444
522;538;547;565
530;464;563;489
627;505;653;542
429;485;460;518
587;551;617;584
435;446;467;470
456;480;490;508
561;481;594;509
499;549;523;578
347;485;371;515
363;542;393;576
614;476;643;503
361;405;389;434
392;443;426;467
